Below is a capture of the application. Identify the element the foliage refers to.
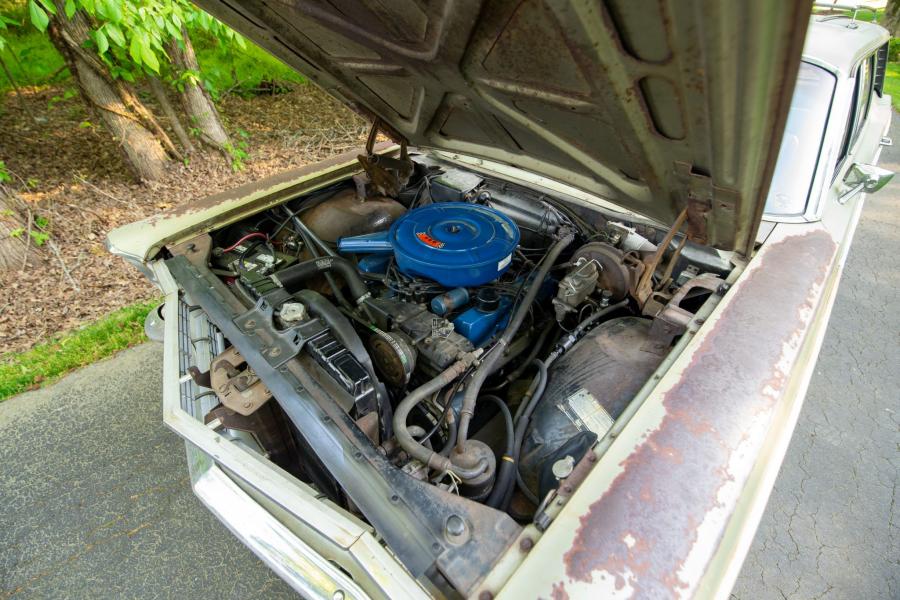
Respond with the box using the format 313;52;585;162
8;213;50;245
884;62;900;111
225;128;249;170
0;160;10;182
856;7;884;23
890;38;900;63
0;24;66;88
18;0;246;81
0;11;19;51
1;0;304;95
189;29;304;97
0;299;159;400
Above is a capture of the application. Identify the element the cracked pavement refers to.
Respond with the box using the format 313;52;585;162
0;343;296;599
2;122;899;600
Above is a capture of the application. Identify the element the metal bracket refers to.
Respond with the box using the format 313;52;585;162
642;274;724;354
674;162;713;245
168;233;213;268
233;297;322;368
358;119;414;197
187;366;212;388
209;346;273;416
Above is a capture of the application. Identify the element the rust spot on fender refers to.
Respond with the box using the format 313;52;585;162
560;229;837;598
550;581;570;600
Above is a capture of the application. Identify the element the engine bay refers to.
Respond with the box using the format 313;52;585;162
165;148;733;594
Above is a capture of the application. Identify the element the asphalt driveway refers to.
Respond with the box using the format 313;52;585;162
2;127;899;599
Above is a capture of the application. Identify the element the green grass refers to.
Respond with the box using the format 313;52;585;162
0;21;305;95
884;63;900;111
0;27;67;91
0;299;160;400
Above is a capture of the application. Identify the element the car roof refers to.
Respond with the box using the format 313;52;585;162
803;16;890;75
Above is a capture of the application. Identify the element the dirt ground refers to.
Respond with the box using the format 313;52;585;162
0;83;367;355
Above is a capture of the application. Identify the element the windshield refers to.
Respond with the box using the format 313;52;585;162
764;62;837;216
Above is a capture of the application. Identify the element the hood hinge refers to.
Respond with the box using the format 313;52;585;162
674;161;713;245
356;118;414;198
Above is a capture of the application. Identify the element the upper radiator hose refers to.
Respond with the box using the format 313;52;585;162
271;256;371;307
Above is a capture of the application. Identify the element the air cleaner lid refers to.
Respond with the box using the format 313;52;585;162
390;203;520;287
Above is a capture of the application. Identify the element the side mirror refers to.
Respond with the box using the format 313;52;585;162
839;163;894;204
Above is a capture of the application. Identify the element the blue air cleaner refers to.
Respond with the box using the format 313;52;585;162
338;203;520;287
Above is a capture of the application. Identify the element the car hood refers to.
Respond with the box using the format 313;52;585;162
194;0;809;252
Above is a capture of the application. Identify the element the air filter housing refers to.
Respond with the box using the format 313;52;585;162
338;203;520;287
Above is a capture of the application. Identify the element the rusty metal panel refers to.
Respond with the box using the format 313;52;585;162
495;225;839;599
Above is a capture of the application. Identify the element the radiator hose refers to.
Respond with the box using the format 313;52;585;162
392;350;487;479
455;230;575;453
272;256;371;309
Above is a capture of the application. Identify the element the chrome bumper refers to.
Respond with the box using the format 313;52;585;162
188;446;367;600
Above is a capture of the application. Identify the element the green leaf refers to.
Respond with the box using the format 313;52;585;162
105;0;122;23
28;1;49;32
94;29;108;54
64;0;75;18
30;231;50;246
164;20;180;40
129;34;142;65
105;22;125;47
141;42;159;72
35;0;56;15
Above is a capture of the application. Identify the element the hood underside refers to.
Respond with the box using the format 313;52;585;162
195;0;809;252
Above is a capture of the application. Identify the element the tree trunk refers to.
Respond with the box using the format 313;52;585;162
0;194;41;272
884;0;900;37
149;76;195;154
168;29;230;153
47;4;174;181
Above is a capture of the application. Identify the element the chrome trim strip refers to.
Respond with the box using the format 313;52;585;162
190;450;369;600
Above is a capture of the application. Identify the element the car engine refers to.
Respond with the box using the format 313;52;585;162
165;149;733;592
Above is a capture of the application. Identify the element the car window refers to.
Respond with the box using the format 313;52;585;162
874;42;888;96
764;62;836;216
835;54;876;174
854;55;874;137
